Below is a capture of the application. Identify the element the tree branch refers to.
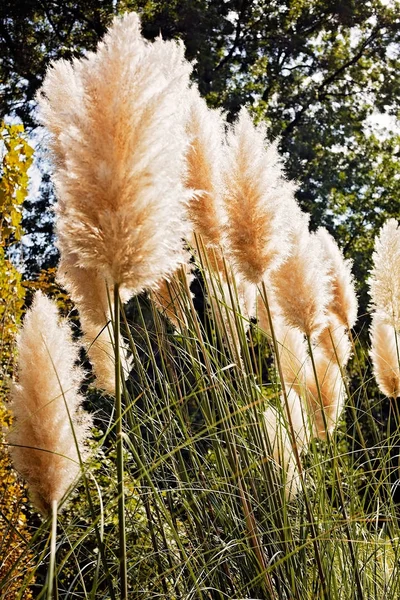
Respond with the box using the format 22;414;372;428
281;27;381;138
213;0;250;72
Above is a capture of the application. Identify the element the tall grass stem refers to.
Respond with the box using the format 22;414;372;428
114;284;128;599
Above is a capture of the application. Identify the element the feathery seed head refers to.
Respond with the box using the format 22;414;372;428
369;218;400;330
8;292;92;515
275;320;308;395
316;227;358;329
222;108;293;284
185;90;226;248
57;256;132;395
37;12;192;294
256;289;282;338
263;390;307;498
272;223;332;338
152;256;194;330
370;313;400;398
316;315;352;368
305;352;345;439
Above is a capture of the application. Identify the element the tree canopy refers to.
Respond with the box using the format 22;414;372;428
1;0;399;316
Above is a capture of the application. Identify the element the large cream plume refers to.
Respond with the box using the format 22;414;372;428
152;91;225;328
316;315;352;369
185;90;225;250
368;219;400;397
369;218;400;329
316;228;358;330
57;256;132;395
222;108;293;285
261;311;349;441
271;217;332;339
263;389;308;498
370;312;400;399
37;12;192;295
304;351;346;439
7;292;92;515
151;258;194;331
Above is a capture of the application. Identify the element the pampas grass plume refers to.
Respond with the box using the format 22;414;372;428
263;390;307;497
305;352;345;439
316;228;358;329
370;314;400;398
222;108;293;284
57;255;131;395
7;292;92;515
316;315;352;368
272;219;332;338
275;319;308;396
152;258;194;331
37;12;192;294
369;218;400;330
185;90;225;248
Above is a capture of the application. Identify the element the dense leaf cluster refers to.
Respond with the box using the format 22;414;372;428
0;1;399;309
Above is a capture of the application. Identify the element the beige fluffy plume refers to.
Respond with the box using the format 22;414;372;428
263;310;348;440
369;218;400;330
57;256;132;395
37;12;192;294
272;217;332;338
316;315;352;369
305;350;345;439
370;314;400;398
185;90;225;249
222;108;293;284
263;390;307;498
8;292;92;515
275;320;308;396
316;228;358;329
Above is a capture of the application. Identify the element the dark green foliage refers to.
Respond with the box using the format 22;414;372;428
2;1;400;323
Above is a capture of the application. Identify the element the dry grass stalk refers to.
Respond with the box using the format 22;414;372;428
37;12;192;295
7;292;92;515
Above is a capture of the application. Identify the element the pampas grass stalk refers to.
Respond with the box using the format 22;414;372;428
48;500;58;600
113;284;128;598
38;14;195;597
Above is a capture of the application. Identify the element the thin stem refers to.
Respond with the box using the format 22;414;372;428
47;500;58;600
114;283;128;599
307;333;364;599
